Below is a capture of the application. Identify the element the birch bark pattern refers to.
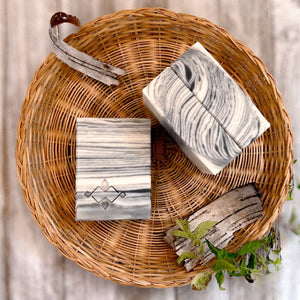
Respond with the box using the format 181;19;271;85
49;12;125;86
165;184;263;272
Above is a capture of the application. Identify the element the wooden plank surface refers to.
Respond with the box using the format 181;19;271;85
1;0;7;298
273;0;300;299
2;1;65;300
1;0;300;299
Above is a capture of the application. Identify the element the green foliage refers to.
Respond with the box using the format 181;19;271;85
206;240;239;261
177;252;196;265
206;234;281;290
215;271;225;290
289;209;300;236
237;240;266;256
212;258;238;272
172;230;190;238
172;218;281;291
173;219;217;265
285;162;300;237
287;160;298;201
193;221;217;246
287;190;294;201
175;219;192;237
191;271;212;290
287;176;294;201
284;160;300;238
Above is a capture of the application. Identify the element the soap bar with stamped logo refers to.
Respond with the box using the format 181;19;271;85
75;118;151;221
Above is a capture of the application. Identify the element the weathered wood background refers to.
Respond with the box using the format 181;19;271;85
1;0;300;299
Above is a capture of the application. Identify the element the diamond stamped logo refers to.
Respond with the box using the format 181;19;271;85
84;179;126;210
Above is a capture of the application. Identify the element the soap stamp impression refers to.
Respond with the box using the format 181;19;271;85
84;179;126;210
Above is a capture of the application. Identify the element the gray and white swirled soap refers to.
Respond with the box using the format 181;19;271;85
143;67;242;175
143;42;270;175
171;42;270;149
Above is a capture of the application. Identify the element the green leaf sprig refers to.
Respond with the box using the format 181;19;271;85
172;219;281;291
172;219;217;265
206;234;281;290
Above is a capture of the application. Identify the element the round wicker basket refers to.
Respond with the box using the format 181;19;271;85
16;8;293;288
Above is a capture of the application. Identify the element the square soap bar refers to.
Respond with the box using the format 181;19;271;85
143;67;242;175
75;118;151;221
171;42;270;149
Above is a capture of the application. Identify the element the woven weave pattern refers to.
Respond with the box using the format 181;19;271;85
16;8;293;287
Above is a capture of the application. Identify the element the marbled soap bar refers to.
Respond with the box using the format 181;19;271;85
143;67;242;175
76;118;151;221
171;42;270;148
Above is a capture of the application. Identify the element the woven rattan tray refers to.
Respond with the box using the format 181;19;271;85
16;8;293;288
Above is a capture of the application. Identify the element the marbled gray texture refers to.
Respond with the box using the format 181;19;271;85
143;67;242;175
75;118;151;221
171;42;270;148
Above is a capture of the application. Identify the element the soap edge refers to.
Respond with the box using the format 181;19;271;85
143;85;223;175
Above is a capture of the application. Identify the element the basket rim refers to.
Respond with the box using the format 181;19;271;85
15;7;294;288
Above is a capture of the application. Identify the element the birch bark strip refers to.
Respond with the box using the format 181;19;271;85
164;184;263;272
49;13;125;86
165;184;258;246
